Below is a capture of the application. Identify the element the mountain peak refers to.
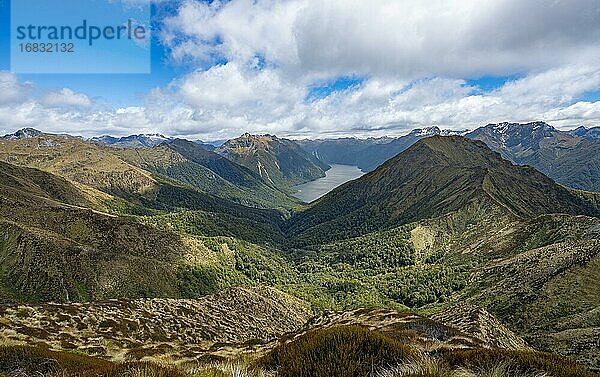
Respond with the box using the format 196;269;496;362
409;126;442;137
287;135;598;244
235;133;278;143
568;125;600;141
91;133;172;148
485;121;557;134
218;133;328;188
2;128;43;140
408;126;469;138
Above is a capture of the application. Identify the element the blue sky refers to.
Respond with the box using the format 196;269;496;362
0;0;183;105
0;0;599;139
0;0;519;107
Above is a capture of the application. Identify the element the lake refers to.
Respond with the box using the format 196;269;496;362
292;164;365;203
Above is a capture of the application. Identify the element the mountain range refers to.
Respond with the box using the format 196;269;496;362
466;122;600;192
0;124;599;375
569;125;600;140
298;126;468;172
298;122;600;193
287;135;599;245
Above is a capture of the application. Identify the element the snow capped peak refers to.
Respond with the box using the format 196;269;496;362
491;122;511;134
486;121;556;135
419;126;442;136
90;133;173;148
410;126;441;137
529;121;556;132
1;128;43;140
144;133;168;140
440;129;470;136
409;126;468;137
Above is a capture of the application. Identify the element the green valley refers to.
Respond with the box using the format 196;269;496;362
0;130;599;375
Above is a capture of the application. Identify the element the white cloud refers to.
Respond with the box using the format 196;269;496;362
163;0;600;79
163;0;302;68
40;89;93;108
0;72;33;105
3;2;600;139
3;63;600;140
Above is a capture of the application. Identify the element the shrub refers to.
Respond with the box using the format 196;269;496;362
259;325;415;377
0;345;112;375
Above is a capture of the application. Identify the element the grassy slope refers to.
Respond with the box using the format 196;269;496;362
2;311;597;376
0;162;294;303
114;143;300;211
0;135;158;199
409;207;600;370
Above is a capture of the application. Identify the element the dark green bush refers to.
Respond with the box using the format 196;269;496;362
0;345;112;375
259;325;415;377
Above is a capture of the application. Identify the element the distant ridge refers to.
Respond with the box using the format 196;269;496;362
1;128;73;141
91;133;172;148
297;126;468;172
569;125;600;141
466;121;600;191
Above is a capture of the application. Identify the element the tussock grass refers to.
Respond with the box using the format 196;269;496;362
0;345;111;375
94;362;187;377
259;325;416;377
376;359;550;377
186;362;269;377
375;354;454;376
1;336;598;377
443;349;595;377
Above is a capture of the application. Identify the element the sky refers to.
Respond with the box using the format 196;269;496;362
1;0;600;140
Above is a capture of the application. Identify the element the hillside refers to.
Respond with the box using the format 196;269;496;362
296;137;388;166
0;131;292;229
0;286;312;362
467;122;600;191
0;302;517;363
113;143;299;210
0;161;295;303
462;238;600;370
2;300;597;376
286;136;599;245
217;133;329;189
0;131;159;199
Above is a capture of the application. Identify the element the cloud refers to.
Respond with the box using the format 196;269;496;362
0;72;33;105
4;63;600;140
162;0;302;67
40;89;93;108
2;2;600;139
163;0;600;79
